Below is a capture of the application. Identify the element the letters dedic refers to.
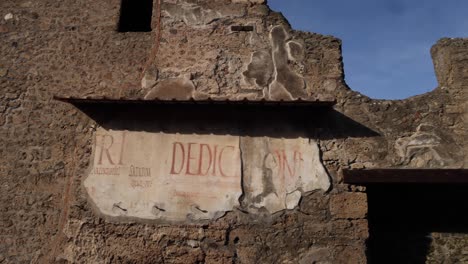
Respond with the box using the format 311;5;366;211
93;133;240;179
170;142;237;177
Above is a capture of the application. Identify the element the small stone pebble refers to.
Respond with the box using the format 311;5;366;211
4;13;13;21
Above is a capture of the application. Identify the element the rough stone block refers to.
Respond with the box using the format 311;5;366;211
334;245;367;264
431;38;468;88
332;219;369;240
298;246;332;264
330;192;367;219
236;246;259;264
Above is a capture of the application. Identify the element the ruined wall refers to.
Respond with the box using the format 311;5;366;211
0;0;466;263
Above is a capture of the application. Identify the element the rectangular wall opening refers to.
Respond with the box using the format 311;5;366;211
367;184;468;263
118;0;153;32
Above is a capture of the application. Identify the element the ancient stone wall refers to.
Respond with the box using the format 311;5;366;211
0;0;466;263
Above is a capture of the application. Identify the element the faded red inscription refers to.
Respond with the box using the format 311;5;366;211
170;142;237;177
273;149;304;179
86;129;243;220
95;132;126;166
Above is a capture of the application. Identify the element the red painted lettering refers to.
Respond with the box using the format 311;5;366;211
273;149;303;179
219;146;235;177
169;142;238;177
118;131;126;165
199;144;212;176
212;145;218;176
170;142;185;175
274;150;282;174
186;143;199;175
98;135;115;165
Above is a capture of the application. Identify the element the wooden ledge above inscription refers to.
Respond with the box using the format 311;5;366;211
53;96;336;107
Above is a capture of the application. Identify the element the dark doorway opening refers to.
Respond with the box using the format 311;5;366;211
367;184;468;263
118;0;153;32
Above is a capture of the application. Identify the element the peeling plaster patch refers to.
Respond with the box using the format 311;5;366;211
141;68;159;89
242;50;274;88
162;2;245;28
395;123;463;167
247;22;263;46
84;129;242;222
241;137;330;213
286;190;302;210
269;26;307;100
163;3;220;26
144;77;195;100
286;41;305;61
268;81;293;100
242;25;308;99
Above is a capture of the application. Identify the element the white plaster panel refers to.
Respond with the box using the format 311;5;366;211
84;128;242;222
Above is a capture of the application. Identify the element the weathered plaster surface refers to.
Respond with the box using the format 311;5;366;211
85;129;331;222
241;137;330;213
268;26;307;100
162;1;247;28
395;123;464;168
144;76;195;100
85;129;242;222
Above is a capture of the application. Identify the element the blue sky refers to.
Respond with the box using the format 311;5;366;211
268;0;467;99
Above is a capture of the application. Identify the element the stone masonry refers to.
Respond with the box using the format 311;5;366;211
0;0;466;263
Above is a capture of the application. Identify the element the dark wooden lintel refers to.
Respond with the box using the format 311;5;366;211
53;96;336;107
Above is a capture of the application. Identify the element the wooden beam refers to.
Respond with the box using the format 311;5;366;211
53;96;336;107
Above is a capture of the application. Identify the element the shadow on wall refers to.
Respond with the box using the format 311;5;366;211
367;184;468;264
72;103;380;139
